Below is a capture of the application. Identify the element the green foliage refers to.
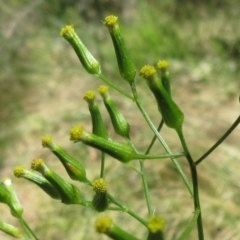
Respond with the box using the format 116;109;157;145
1;1;240;239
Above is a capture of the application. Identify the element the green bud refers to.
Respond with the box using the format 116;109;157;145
42;136;91;184
157;60;171;97
70;125;140;162
83;90;109;139
140;65;184;132
147;216;165;240
31;159;82;205
0;178;23;218
92;178;108;212
13;166;60;200
104;15;136;84
98;85;130;138
60;25;101;75
0;221;24;239
95;216;139;240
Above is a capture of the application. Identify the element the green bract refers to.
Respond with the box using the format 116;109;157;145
42;136;91;184
99;85;130;139
61;25;101;75
31;159;82;205
13;166;60;200
140;65;184;133
83;90;109;139
104;15;136;84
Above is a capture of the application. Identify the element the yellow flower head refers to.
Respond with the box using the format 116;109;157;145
98;85;109;95
104;15;118;27
83;90;96;101
42;135;53;147
60;25;74;38
31;158;44;171
157;60;169;71
69;125;84;141
139;65;157;79
13;166;25;178
93;178;107;193
148;216;165;233
95;216;113;233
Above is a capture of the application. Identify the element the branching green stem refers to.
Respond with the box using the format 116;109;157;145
177;128;204;240
19;217;39;240
100;152;105;178
196;115;240;165
107;193;148;228
125;137;153;216
131;83;193;196
98;73;134;100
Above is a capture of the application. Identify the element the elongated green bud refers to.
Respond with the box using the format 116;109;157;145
157;60;171;97
70;125;140;162
83;90;109;139
13;166;60;200
98;85;130;138
92;178;108;212
140;65;184;132
147;216;165;240
31;159;82;205
0;221;24;239
95;216;139;240
0;178;23;218
104;15;136;84
42;136;91;184
60;25;101;75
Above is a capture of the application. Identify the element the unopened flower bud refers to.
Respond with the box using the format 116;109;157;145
60;25;101;75
92;178;108;212
95;216;139;240
104;15;136;84
70;125;140;162
42;136;91;184
98;85;130;138
157;60;171;97
0;178;23;219
147;216;165;240
31;159;82;205
140;65;184;132
0;221;24;239
83;91;109;139
13;166;60;200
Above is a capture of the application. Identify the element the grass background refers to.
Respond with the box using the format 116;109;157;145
0;0;240;239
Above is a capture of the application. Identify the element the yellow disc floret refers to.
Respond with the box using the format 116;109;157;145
60;25;74;38
95;216;113;233
70;125;84;141
92;178;107;193
139;65;157;79
157;60;169;71
83;90;96;101
98;85;109;95
104;15;118;27
42;135;53;147
13;166;25;178
31;158;44;171
148;216;165;233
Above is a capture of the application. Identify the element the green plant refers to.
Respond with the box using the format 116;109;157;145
0;14;239;240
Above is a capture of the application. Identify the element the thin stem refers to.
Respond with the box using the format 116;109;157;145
139;159;152;216
19;217;39;240
131;83;193;196
107;193;148;228
98;73;134;100
137;152;184;160
126;137;153;216
196;115;240;165
177;128;204;240
145;119;164;155
178;208;200;240
100;152;105;178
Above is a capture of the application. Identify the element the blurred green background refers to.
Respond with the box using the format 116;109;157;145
0;0;240;239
